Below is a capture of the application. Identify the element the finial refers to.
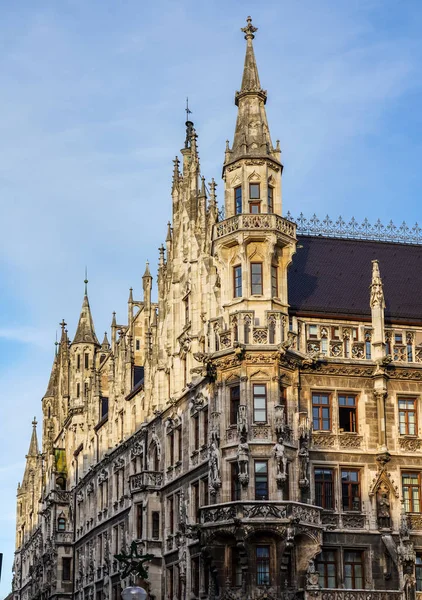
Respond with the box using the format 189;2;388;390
241;16;258;40
60;319;67;331
166;221;172;243
84;267;88;295
128;287;133;303
32;417;37;428
112;311;116;327
185;97;192;122
55;331;59;355
143;261;151;278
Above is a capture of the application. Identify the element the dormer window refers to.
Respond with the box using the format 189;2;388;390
234;186;242;215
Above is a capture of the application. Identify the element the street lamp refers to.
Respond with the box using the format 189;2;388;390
121;586;148;600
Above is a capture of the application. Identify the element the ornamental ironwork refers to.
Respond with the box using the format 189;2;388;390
286;212;422;245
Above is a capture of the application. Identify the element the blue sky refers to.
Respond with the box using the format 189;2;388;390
1;0;422;594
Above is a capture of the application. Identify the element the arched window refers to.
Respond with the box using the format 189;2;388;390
150;443;159;472
57;514;66;531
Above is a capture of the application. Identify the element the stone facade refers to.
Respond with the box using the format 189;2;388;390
11;16;422;600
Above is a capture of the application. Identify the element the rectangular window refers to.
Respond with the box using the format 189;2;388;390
235;186;242;215
178;427;182;462
62;557;72;581
230;385;240;425
308;324;318;338
184;296;189;325
202;477;209;507
192;482;200;523
232;547;242;587
341;469;361;511
416;554;422;591
233;265;242;298
192;556;200;597
312;393;331;431
249;183;260;199
84;382;89;397
76;354;81;370
136;504;143;539
169;496;174;533
167;566;174;600
193;414;200;450
271;265;278;297
338;395;357;433
100;397;109;419
365;331;371;359
344;550;364;589
152;511;160;539
253;384;267;422
85;353;89;369
76;383;80;398
135;339;140;351
251;263;263;294
315;550;337;588
255;461;269;500
314;468;334;510
250;202;261;214
113;526;118;554
403;472;421;513
267;186;274;213
395;333;403;344
331;326;340;340
203;407;208;445
231;462;241;501
399;399;417;436
256;546;270;586
169;431;175;465
408;341;414;362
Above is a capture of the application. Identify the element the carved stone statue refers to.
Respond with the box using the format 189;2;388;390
298;442;309;489
179;489;187;529
377;490;391;529
209;440;221;493
237;405;248;436
305;559;320;590
237;435;249;486
273;437;287;486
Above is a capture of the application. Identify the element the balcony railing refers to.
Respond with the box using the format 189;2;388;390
215;214;296;240
307;591;402;600
199;501;322;527
130;471;163;493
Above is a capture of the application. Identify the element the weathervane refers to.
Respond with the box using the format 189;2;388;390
185;97;192;122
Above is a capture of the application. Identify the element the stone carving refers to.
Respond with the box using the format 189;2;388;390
97;470;108;484
113;457;125;472
377;488;391;530
338;433;362;448
274;404;286;435
273;438;287;487
237;405;248;436
342;514;365;529
236;435;249;487
76;492;84;504
209;440;221;494
130;441;143;459
298;442;310;489
252;425;270;440
399;437;422;452
305;559;320;590
312;433;336;448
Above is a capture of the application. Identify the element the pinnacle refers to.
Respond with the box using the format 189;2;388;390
72;293;100;346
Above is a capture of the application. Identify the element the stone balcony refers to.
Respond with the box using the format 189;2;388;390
129;470;163;493
199;501;322;529
214;213;296;240
306;591;402;600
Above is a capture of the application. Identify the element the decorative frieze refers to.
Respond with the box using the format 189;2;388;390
399;437;422;452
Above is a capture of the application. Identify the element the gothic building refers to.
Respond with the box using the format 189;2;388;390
12;17;422;600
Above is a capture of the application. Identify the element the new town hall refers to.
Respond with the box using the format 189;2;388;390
13;17;422;600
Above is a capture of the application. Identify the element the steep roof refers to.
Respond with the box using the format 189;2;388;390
72;293;100;345
288;235;422;323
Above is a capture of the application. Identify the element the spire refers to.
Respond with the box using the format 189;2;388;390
199;176;207;198
101;331;110;351
238;17;264;99
27;418;39;457
370;260;385;309
143;261;151;279
128;287;133;303
44;352;58;398
166;221;172;243
227;17;278;165
72;277;100;345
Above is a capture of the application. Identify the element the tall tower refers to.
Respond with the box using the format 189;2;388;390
213;17;296;346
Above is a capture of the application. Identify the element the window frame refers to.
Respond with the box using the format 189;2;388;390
234;186;242;215
230;385;241;425
338;394;358;433
250;262;263;295
403;471;422;513
62;557;72;582
253;384;267;423
343;549;364;590
315;549;337;589
152;511;160;539
416;553;422;591
341;469;361;512
267;185;274;213
312;392;331;432
271;265;278;298
231;462;241;501
233;265;242;298
314;467;335;510
249;182;260;199
398;398;417;436
254;460;269;500
256;545;270;586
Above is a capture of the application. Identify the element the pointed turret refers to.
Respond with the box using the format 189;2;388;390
143;261;152;310
102;331;110;351
27;417;39;458
44;352;58;398
226;17;280;167
72;277;100;346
